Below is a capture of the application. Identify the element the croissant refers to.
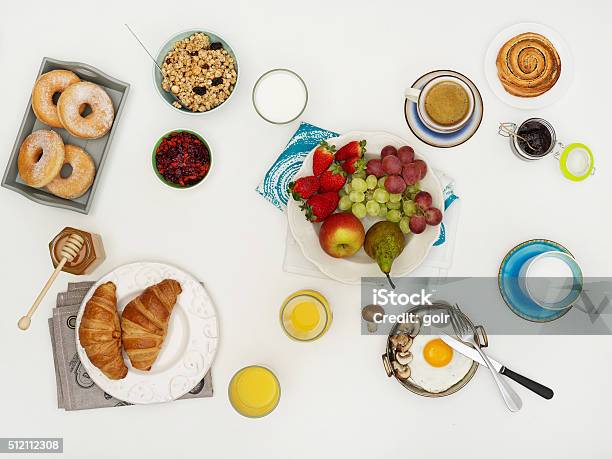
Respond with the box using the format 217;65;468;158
121;279;182;371
78;282;128;380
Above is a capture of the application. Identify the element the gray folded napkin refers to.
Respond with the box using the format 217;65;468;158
48;281;213;410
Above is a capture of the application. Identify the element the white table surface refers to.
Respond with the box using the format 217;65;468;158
1;1;611;458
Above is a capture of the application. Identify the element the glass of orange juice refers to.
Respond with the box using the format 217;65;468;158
228;365;281;418
280;290;332;341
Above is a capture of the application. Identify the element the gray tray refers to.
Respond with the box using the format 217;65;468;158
1;57;130;214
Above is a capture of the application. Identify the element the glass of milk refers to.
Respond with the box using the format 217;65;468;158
518;251;583;310
252;69;308;124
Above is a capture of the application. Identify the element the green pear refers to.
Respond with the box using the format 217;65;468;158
364;221;406;288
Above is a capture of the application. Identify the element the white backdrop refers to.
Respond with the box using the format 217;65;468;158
1;1;611;457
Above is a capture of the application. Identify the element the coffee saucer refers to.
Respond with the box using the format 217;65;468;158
498;239;574;323
404;70;483;148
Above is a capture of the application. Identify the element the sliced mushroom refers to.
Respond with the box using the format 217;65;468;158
389;333;412;352
397;338;413;354
395;350;413;366
392;360;411;380
389;334;402;349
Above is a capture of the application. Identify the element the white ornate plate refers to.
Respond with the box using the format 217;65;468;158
484;22;574;110
75;262;219;404
287;131;443;284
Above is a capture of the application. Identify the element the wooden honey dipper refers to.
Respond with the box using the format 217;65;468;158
18;233;85;331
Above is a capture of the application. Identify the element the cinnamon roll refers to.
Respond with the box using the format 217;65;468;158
496;32;561;98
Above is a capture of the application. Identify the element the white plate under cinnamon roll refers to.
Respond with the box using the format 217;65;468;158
484;22;573;110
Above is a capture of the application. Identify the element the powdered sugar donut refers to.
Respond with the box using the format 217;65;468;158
18;130;65;188
46;145;96;199
31;70;81;128
57;82;114;139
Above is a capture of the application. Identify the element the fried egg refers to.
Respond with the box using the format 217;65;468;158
408;334;473;393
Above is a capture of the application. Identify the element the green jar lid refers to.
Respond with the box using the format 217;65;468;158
559;143;594;182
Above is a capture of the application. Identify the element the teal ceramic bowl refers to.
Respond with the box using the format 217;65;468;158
152;129;213;189
153;29;239;114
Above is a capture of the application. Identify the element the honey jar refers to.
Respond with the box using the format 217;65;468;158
48;227;105;275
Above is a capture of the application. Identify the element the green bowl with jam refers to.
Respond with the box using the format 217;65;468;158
152;129;213;189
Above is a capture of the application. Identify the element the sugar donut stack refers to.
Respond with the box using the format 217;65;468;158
16;69;115;199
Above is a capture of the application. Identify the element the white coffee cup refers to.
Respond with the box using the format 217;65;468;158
405;76;474;133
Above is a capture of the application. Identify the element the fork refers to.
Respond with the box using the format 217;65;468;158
449;305;522;412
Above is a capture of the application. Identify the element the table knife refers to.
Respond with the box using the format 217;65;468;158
440;335;554;400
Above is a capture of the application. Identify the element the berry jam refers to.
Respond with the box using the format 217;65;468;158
517;120;553;157
155;131;210;187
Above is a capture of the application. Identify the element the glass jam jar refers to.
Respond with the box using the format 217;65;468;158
504;118;557;161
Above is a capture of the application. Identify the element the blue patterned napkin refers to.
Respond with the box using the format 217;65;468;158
256;122;339;211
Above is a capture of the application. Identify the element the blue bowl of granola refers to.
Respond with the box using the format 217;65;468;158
153;29;239;114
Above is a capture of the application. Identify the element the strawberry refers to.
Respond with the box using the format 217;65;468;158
312;141;336;176
319;163;347;192
300;192;339;222
335;140;366;161
342;157;366;175
288;176;320;201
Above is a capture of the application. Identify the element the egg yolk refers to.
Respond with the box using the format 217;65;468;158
423;338;453;367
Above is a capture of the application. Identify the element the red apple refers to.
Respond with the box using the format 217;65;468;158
319;213;365;258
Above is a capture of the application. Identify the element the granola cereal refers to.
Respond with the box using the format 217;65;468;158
161;32;237;112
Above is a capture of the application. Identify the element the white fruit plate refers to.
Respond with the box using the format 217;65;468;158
287;131;443;284
76;262;219;404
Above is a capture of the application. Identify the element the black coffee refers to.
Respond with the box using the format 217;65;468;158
517;120;552;157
